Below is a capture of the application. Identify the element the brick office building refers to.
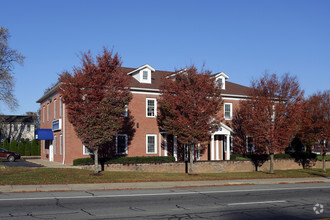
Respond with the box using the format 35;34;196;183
36;64;250;165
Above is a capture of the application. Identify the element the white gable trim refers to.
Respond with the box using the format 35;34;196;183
127;64;155;75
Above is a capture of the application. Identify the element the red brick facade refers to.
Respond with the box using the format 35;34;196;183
37;65;250;164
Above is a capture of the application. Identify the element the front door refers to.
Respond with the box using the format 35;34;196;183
49;142;54;162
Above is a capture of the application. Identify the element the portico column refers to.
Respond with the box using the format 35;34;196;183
226;134;230;160
216;136;219;160
211;134;215;160
173;135;178;161
164;134;168;156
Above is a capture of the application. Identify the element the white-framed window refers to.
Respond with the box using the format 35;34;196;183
54;99;57;119
146;134;157;154
142;70;148;80
116;134;128;155
26;124;31;132
246;136;255;152
43;106;45;123
47;103;50;121
123;105;128;117
54;135;57;155
224;103;232;120
83;145;94;155
14;124;18;131
146;98;157;117
60;134;63;155
60;96;63;117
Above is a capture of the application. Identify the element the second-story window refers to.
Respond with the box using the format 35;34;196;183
60;96;63;116
43;106;45;123
224;103;232;120
27;124;31;132
14;124;18;131
54;99;57;119
146;98;156;117
47;103;50;121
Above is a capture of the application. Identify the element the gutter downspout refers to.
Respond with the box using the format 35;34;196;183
62;103;66;164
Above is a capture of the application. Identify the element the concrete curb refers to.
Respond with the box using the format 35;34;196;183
1;177;329;193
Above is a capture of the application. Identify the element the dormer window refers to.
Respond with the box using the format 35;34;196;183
216;78;223;88
142;71;148;80
127;64;155;84
214;72;229;90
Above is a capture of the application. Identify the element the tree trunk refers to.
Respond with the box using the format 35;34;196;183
94;147;99;174
189;145;194;174
322;152;326;172
269;152;274;174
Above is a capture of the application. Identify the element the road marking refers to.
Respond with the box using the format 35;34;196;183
0;185;329;202
228;200;287;206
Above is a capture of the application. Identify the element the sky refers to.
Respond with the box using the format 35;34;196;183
0;0;329;115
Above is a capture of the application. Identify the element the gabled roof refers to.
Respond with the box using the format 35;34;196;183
37;65;251;102
0;115;34;123
126;64;155;75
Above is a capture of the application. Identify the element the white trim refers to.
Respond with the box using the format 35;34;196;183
224;103;233;120
146;98;157;117
211;134;215;160
222;94;250;98
131;91;161;95
54;99;57;119
164;134;168;156
60;134;63;155
62;103;66;164
216;136;219;160
127;64;155;75
54;135;57;155
159;133;162;156
47;103;49;121
226;134;230;160
116;134;128;155
173;136;178;161
222;97;247;101
83;145;93;155
130;87;160;92
146;134;157;154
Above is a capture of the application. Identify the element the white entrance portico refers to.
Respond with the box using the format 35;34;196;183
210;123;233;161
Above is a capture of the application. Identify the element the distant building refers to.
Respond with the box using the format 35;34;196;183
0;115;35;143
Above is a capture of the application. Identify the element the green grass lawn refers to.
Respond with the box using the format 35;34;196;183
0;167;329;185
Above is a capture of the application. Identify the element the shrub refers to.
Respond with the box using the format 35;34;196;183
31;139;40;156
274;154;292;159
230;154;250;161
317;155;330;161
2;139;9;150
9;140;17;152
73;156;176;166
106;156;176;164
25;141;31;156
292;151;317;169
17;141;25;156
73;158;94;166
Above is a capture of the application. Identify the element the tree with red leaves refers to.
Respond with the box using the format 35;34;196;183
239;73;304;173
300;90;329;172
158;66;222;173
58;49;132;174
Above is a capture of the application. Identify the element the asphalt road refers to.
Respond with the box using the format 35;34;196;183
0;183;329;219
1;159;44;167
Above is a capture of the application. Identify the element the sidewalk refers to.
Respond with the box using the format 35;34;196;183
25;159;82;169
0;177;329;193
2;159;329;193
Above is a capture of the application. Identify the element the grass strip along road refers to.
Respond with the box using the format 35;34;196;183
0;167;329;185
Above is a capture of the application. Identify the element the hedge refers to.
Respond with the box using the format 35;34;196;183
73;156;176;166
1;139;40;156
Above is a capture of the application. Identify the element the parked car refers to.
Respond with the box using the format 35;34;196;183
0;147;20;162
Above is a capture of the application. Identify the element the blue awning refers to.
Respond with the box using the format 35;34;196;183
35;129;53;140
